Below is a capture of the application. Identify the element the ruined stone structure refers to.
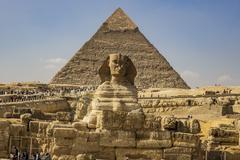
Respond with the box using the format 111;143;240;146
1;55;240;159
0;54;201;160
46;54;201;159
50;8;189;89
1;8;240;160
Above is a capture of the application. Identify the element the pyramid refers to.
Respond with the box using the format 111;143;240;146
50;8;190;89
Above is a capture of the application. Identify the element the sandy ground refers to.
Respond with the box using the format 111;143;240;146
141;86;240;97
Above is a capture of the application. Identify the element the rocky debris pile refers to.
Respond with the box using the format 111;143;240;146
207;123;239;150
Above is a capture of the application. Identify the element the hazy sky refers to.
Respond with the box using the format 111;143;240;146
0;0;240;88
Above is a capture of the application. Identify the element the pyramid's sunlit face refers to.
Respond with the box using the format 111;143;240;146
109;53;126;77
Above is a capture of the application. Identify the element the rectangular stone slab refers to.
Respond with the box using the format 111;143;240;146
116;148;163;160
100;130;136;147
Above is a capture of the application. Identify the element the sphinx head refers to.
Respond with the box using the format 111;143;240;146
109;53;127;77
99;53;137;85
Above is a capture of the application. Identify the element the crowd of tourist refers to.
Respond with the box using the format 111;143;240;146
0;86;97;104
10;146;51;160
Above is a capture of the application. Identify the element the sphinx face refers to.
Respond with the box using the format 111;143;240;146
109;54;126;77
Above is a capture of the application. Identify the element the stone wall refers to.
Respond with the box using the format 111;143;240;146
0;98;70;117
207;125;239;150
49;123;201;160
139;95;237;118
0;120;10;158
46;109;202;160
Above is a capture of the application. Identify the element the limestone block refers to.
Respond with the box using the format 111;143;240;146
206;141;220;150
123;109;144;130
209;127;238;137
98;109;144;131
164;147;196;155
136;131;172;148
29;121;39;134
3;112;20;118
0;120;10;129
0;125;9;155
47;122;73;137
209;136;238;144
152;99;160;107
206;151;223;160
164;154;192;160
52;145;72;156
95;147;115;160
56;112;72;121
53;128;77;138
55;137;74;146
116;148;163;160
31;109;45;119
76;154;95;160
9;124;27;136
52;155;58;160
143;115;161;131
44;113;57;120
71;141;100;154
58;155;76;160
144;108;156;113
38;121;50;136
72;121;89;131
75;131;100;142
173;132;200;148
0;151;8;159
100;130;136;147
71;131;100;154
137;130;171;140
18;108;32;114
98;110;127;130
137;139;172;149
0;133;9;147
225;152;240;160
0;130;9;140
0;144;8;152
87;132;100;142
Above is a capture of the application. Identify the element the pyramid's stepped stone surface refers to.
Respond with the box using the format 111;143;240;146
51;8;189;89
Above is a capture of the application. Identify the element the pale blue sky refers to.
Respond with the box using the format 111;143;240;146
0;0;239;88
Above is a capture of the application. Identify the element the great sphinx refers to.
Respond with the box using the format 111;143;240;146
83;53;141;128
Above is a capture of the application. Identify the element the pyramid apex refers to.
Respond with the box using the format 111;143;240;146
103;8;138;31
115;7;124;12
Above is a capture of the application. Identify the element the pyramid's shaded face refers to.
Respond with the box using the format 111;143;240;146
50;8;190;89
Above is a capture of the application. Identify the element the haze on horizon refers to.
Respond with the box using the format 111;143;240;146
0;0;240;88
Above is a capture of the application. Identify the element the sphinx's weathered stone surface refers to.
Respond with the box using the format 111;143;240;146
83;53;142;128
46;54;200;159
50;8;189;89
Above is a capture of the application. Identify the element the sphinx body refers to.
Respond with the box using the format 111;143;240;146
83;53;141;127
92;81;139;112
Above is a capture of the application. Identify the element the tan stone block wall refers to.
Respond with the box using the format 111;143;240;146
0;120;10;158
0;99;70;117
